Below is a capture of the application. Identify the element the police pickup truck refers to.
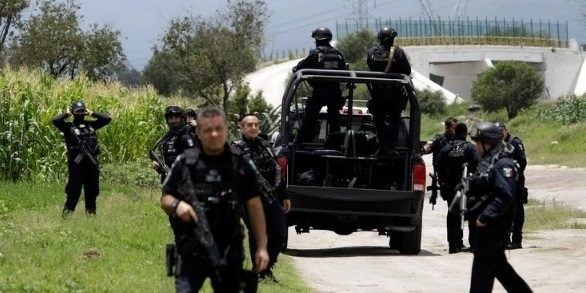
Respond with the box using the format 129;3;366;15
273;69;426;255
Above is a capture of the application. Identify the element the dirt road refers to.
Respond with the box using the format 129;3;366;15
285;157;586;293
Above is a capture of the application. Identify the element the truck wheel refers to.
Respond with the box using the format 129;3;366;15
389;232;402;250
398;216;422;255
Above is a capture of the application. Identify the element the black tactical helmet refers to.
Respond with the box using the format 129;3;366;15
164;105;184;119
311;27;333;41
70;101;87;114
469;122;503;145
494;121;507;130
378;27;398;43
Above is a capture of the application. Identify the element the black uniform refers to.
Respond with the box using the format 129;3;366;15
293;45;346;143
505;133;527;246
155;129;195;182
466;142;532;293
366;44;411;149
232;136;288;277
427;133;453;167
52;111;111;215
435;139;479;252
162;145;260;293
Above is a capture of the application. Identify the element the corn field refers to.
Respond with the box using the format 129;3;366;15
0;68;195;182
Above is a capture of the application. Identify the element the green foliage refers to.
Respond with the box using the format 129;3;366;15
0;0;28;53
525;198;586;231
335;29;377;70
416;89;446;116
0;181;314;293
537;94;586;125
147;0;268;112
471;61;544;119
9;0;125;81
227;83;280;139
0;67;178;181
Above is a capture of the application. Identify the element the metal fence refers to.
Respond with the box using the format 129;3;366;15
259;17;570;62
336;17;570;48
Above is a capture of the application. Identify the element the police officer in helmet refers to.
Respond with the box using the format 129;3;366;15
292;27;347;143
151;106;195;182
435;123;479;253
52;101;111;217
495;121;527;250
466;122;532;293
366;27;411;155
161;106;269;292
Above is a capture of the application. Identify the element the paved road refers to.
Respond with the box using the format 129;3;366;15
244;59;301;108
245;63;586;293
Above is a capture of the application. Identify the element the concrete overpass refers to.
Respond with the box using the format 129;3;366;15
404;41;586;101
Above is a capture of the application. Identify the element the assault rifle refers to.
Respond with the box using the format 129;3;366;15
248;158;278;204
70;128;103;178
176;156;224;282
427;172;439;210
149;134;170;175
449;163;469;229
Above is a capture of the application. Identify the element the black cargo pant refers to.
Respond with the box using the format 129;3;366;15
175;234;244;293
297;87;343;143
64;159;100;214
368;87;407;148
470;222;532;293
244;195;286;271
510;178;527;244
441;185;464;249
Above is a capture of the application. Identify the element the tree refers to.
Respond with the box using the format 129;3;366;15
335;29;377;70
0;0;27;57
149;0;269;112
471;61;544;119
10;0;125;80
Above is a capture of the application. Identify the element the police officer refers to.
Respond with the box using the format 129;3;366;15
466;122;532;293
52;101;111;217
366;27;412;155
292;27;347;143
495;121;528;250
232;114;291;282
435;123;479;253
185;108;197;136
423;117;458;165
151;106;195;182
161;106;269;292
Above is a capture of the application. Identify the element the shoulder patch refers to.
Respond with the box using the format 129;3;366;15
501;167;514;178
517;143;524;151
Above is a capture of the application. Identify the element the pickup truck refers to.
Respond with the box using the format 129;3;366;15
273;69;427;255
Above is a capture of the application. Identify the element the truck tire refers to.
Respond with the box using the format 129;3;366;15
389;232;401;250
398;215;422;255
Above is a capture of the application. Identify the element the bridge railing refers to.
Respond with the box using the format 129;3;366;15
396;36;569;48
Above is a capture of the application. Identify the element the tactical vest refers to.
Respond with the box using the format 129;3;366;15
316;46;345;70
369;45;395;72
162;133;184;166
234;139;281;187
443;140;470;184
431;134;449;164
467;143;517;212
69;124;98;155
184;148;243;228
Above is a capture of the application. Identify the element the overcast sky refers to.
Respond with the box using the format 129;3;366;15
66;0;586;70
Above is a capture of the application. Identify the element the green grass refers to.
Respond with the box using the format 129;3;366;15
525;198;586;231
0;179;313;293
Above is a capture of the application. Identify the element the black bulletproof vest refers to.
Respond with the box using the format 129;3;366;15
234;139;280;187
369;45;392;72
443;140;469;184
316;46;345;70
69;124;99;155
162;134;182;166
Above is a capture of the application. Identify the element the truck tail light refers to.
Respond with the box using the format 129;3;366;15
277;157;288;181
412;162;426;192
